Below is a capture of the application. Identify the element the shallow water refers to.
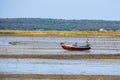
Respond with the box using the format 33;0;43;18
0;36;120;54
0;36;120;75
1;64;120;75
0;59;120;75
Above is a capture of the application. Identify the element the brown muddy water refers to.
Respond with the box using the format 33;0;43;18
0;36;120;75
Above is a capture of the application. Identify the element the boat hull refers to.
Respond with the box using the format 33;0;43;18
61;43;91;51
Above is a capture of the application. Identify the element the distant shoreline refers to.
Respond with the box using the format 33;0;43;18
0;30;120;37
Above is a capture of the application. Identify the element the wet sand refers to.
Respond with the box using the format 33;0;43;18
0;54;120;59
0;74;120;80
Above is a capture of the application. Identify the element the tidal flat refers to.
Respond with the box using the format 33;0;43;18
0;36;120;80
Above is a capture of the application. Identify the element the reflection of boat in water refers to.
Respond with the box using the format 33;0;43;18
60;39;91;51
60;42;91;51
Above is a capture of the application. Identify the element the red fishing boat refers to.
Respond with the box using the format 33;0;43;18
60;39;91;51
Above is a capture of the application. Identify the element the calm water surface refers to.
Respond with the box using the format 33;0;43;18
0;36;120;75
0;36;120;54
0;59;120;75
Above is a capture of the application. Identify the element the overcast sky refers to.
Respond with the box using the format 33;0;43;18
0;0;120;20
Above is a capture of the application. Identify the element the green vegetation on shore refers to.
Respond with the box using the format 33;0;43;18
0;18;120;31
0;30;120;37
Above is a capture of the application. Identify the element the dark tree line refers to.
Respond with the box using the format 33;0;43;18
0;18;120;31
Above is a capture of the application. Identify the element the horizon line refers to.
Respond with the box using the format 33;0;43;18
0;17;120;21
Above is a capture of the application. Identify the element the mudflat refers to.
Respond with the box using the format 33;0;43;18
0;74;120;80
0;36;120;80
0;54;120;59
